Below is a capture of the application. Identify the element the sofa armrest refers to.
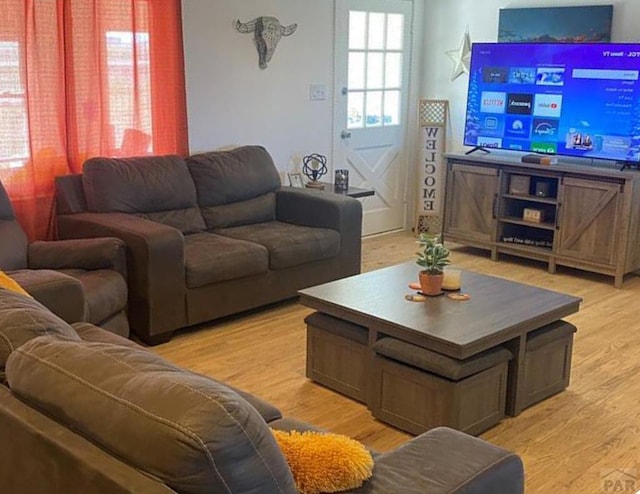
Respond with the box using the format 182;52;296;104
57;212;187;342
353;427;524;494
0;386;176;494
28;238;127;278
276;188;362;276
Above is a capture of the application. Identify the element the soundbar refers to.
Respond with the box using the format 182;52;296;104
521;154;558;166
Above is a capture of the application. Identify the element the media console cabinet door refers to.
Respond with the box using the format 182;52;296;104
556;177;622;265
445;163;499;243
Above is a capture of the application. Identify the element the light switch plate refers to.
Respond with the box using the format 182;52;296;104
310;84;327;101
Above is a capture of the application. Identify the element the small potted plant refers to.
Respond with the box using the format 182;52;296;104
416;233;451;296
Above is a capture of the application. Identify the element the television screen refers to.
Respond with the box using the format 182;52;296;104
463;42;640;163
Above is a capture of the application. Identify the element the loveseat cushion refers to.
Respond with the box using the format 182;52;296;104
200;193;277;229
183;233;269;288
83;155;206;234
0;288;80;373
187;146;280;229
6;337;297;494
216;221;341;270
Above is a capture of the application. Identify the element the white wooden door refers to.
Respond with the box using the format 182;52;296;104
333;0;413;236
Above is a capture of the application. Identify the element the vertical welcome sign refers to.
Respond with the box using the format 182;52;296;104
415;99;449;234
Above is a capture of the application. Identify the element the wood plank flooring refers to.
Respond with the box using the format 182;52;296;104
154;231;640;494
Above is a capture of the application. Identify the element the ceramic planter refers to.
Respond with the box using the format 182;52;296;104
419;271;444;296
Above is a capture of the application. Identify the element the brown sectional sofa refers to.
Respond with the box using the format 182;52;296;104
55;146;362;344
0;287;525;493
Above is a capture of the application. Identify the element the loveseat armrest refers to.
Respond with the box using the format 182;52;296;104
28;238;127;278
57;212;187;343
353;427;524;494
276;188;362;276
276;187;362;231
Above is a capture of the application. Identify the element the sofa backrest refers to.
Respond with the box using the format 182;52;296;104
6;337;297;494
0;181;28;271
82;155;205;234
0;288;80;382
187;146;281;229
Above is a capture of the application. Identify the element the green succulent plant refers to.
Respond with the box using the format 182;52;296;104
416;233;451;275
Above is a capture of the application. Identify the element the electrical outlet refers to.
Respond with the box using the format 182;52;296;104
309;84;327;101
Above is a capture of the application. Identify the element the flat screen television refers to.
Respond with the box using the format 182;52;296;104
463;42;640;164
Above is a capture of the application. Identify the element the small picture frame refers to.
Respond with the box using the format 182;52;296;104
288;172;304;188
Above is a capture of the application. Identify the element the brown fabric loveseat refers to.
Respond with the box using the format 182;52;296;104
55;146;362;344
0;287;525;494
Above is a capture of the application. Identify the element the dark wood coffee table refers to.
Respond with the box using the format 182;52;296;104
299;261;581;416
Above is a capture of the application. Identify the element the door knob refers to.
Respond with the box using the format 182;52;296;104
340;130;352;139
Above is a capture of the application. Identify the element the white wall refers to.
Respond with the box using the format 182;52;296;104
182;0;638;227
182;0;334;174
421;0;640;152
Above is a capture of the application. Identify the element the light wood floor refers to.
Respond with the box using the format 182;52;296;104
155;231;640;494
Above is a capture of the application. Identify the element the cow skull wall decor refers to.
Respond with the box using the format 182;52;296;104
235;17;297;69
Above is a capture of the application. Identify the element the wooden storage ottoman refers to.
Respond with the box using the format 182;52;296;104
305;312;369;403
523;320;577;409
371;338;512;436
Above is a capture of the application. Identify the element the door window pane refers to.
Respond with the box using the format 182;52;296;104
386;14;404;50
347;91;364;129
385;53;402;88
349;11;366;50
368;13;385;50
365;90;383;127
367;52;384;89
348;52;365;90
344;9;406;130
384;90;400;125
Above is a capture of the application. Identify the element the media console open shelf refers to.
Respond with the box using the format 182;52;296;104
443;153;640;287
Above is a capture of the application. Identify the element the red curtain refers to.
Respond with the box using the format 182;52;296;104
0;0;188;240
